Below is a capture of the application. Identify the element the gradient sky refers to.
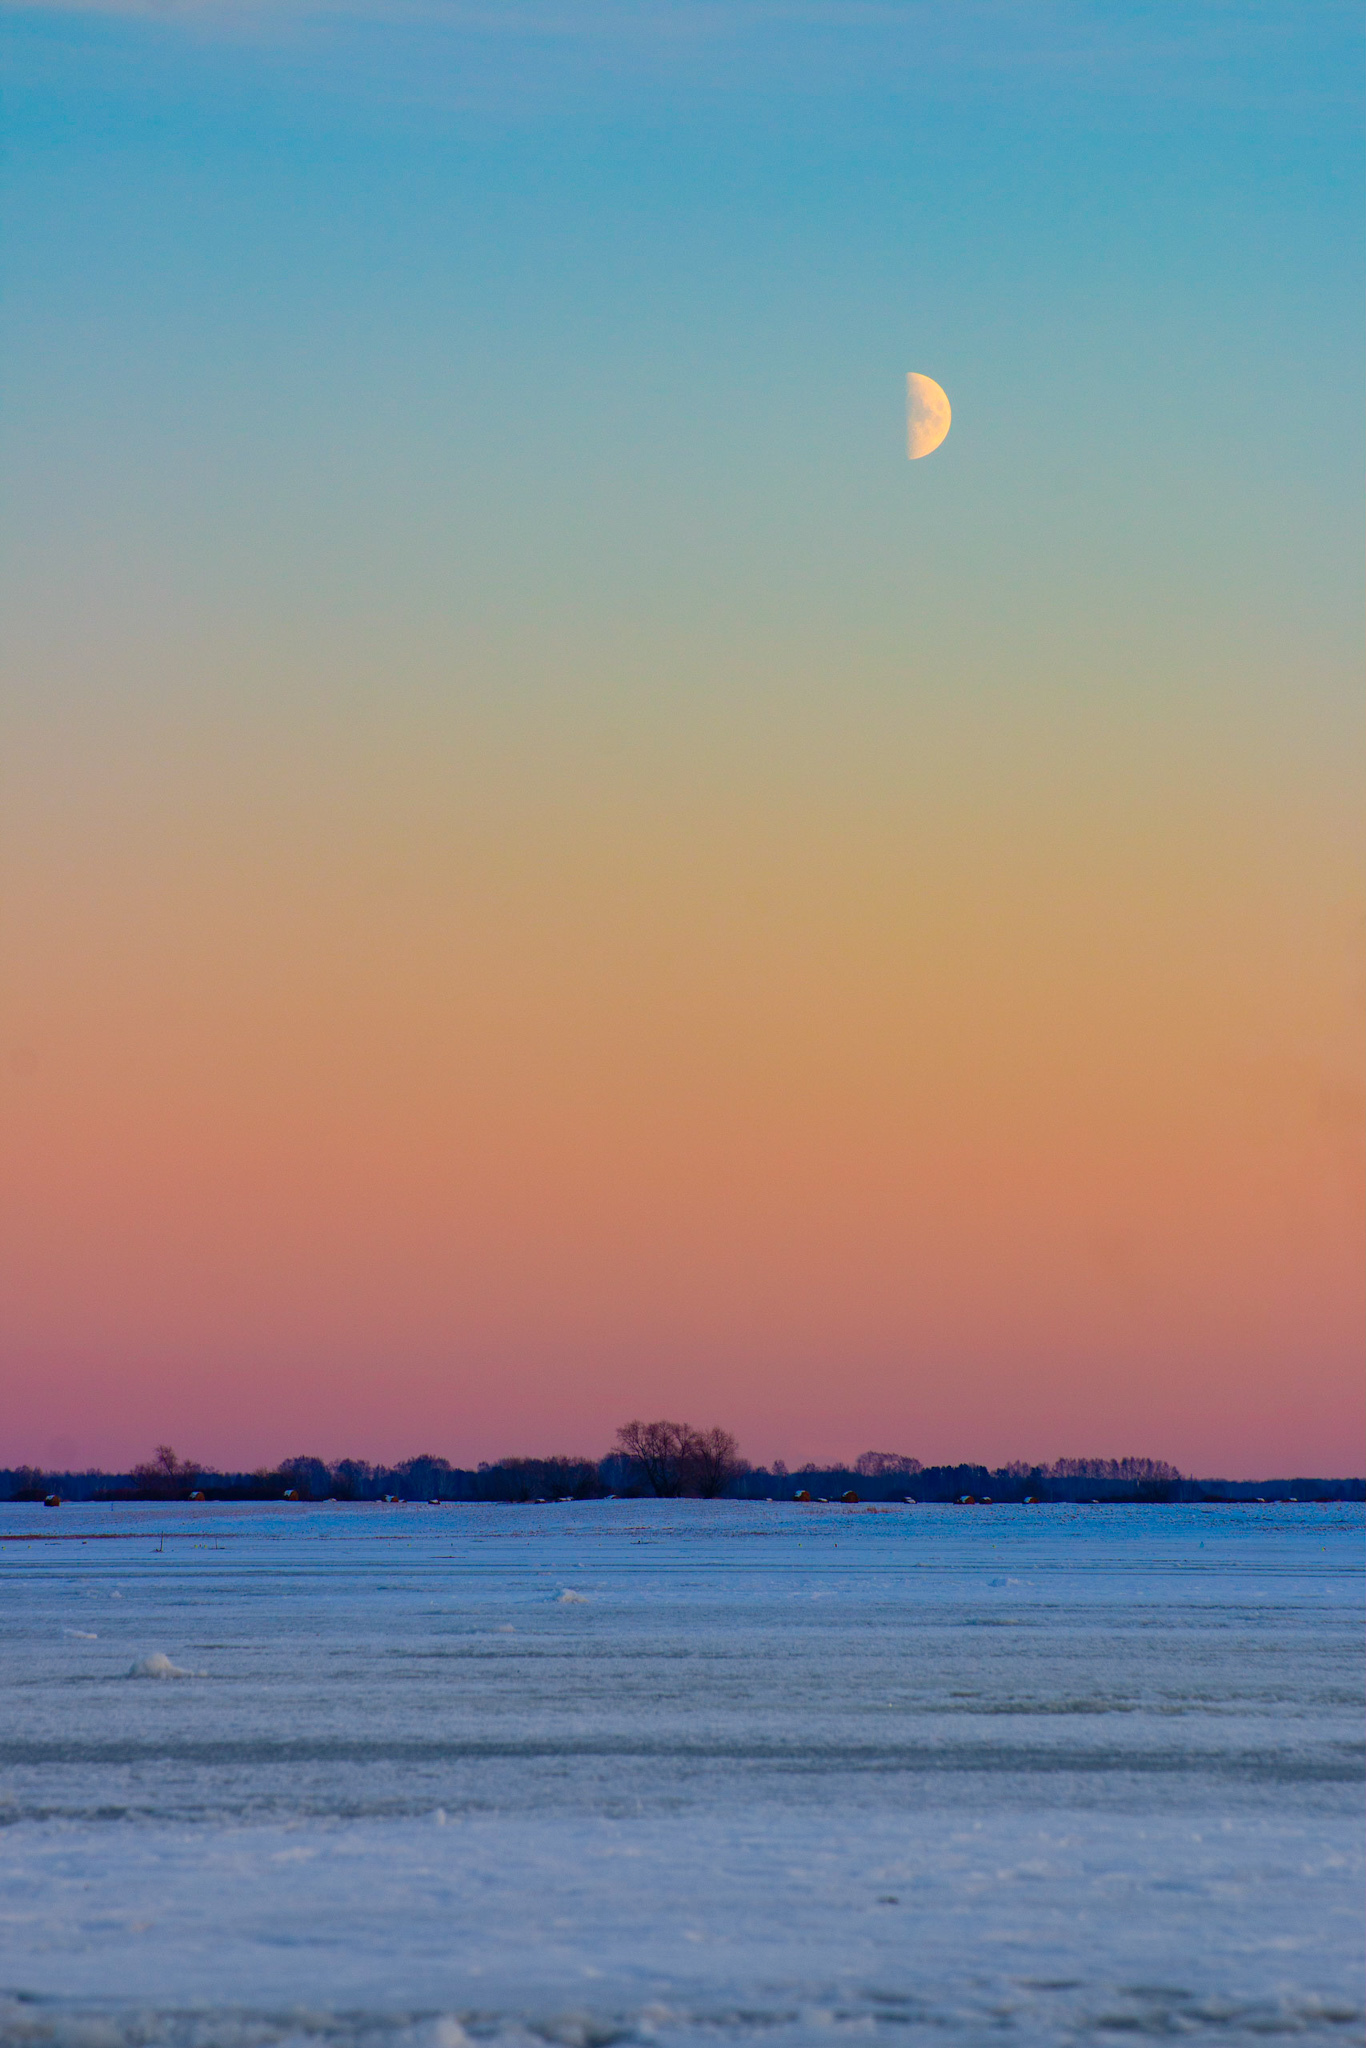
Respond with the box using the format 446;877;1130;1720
1;1;1362;1479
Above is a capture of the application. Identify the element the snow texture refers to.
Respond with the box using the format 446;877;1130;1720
0;1498;1361;2046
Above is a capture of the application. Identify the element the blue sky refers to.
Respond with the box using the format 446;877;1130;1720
5;2;1360;670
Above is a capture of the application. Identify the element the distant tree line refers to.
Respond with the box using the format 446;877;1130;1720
3;1427;1361;1503
1005;1457;1181;1483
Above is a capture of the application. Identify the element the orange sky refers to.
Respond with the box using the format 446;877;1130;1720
3;657;1361;1477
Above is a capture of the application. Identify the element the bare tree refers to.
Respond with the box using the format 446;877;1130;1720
615;1419;691;1495
330;1459;374;1500
615;1420;746;1497
131;1445;200;1500
684;1426;747;1498
1045;1457;1180;1482
855;1451;923;1478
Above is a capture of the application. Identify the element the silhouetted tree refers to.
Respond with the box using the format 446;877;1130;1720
616;1420;691;1495
131;1445;199;1500
279;1456;330;1499
615;1420;746;1496
855;1451;923;1478
249;1466;290;1499
684;1426;747;1497
396;1454;454;1499
329;1459;374;1500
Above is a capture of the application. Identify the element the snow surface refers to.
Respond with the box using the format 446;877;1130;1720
0;1498;1361;2046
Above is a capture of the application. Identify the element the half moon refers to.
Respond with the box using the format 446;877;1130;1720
906;372;951;459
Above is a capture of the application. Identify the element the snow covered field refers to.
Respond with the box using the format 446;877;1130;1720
1;1499;1361;2046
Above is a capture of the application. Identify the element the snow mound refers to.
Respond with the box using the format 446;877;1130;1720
413;2022;467;2048
128;1652;201;1679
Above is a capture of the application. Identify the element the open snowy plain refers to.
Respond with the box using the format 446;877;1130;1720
1;1499;1361;2047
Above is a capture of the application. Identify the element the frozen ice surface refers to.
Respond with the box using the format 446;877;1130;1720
0;1499;1361;2045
